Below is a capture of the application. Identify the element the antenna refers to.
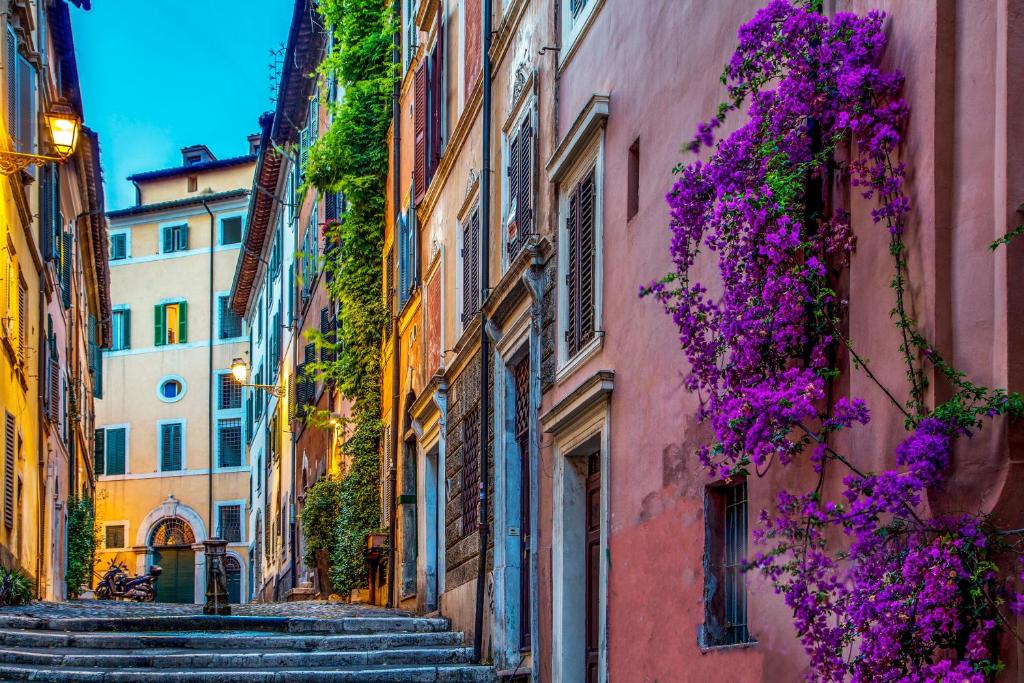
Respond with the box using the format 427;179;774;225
268;44;286;106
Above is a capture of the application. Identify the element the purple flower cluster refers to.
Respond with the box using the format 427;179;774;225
645;1;1018;680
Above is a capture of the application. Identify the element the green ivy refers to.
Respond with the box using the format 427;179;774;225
300;476;344;569
65;495;96;599
303;0;394;597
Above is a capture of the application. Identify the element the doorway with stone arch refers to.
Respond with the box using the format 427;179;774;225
149;517;196;603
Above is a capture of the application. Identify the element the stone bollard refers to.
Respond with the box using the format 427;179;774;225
203;538;231;615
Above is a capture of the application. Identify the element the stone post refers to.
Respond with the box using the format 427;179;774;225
203;538;231;615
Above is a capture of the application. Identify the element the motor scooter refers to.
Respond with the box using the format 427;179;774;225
95;560;161;602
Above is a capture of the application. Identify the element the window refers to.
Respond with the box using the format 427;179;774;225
104;524;126;550
217;504;242;543
505;111;535;262
563;166;598;360
413;25;445;204
627;138;640;222
460;207;481;328
7;28;37;162
161;224;189;253
159;378;184;401
187;175;198;192
185;154;201;166
403;0;418;71
562;0;600;54
16;278;25;365
220;216;242;246
218;373;242;411
3;413;13;529
159;422;184;472
703;482;752;647
217;418;243;468
110;233;128;261
111;308;130;351
218;295;243;339
398;193;418;309
255;453;263;493
95;426;127;476
154;301;188;346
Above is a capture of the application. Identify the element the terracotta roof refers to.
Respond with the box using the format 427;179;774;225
126;154;256;183
78;128;112;347
107;189;249;220
228;0;326;317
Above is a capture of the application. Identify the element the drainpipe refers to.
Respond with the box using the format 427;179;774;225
202;200;215;533
473;0;493;664
387;0;402;609
36;216;48;598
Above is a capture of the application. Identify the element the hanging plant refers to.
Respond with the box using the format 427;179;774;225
644;2;1024;680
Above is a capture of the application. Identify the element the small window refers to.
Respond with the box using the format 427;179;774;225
161;224;189;253
111;308;130;351
110;234;128;261
187;175;198;192
218;373;241;411
218;295;243;339
155;301;187;346
703;481;753;647
220;216;242;245
217;504;242;543
627;138;640;222
217;418;243;468
95;427;127;476
159;422;184;472
104;524;126;549
185;154;201;166
159;378;183;401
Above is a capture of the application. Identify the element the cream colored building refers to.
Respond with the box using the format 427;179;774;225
95;143;256;603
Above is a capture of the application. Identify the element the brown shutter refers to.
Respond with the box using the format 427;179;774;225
413;63;428;205
578;169;596;348
47;357;60;423
565;185;580;355
433;13;444;172
507;128;521;257
518;116;534;238
462;218;472;326
3;413;14;529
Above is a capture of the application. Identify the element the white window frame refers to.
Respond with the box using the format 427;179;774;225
159;221;190;255
218;213;245;246
214;499;246;545
110;305;130;351
156;418;187;473
500;91;537;272
555;130;605;379
98;423;131;478
109;231;131;261
156;374;187;404
101;521;130;550
560;0;604;64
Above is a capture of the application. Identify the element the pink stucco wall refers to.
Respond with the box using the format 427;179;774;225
542;0;1024;680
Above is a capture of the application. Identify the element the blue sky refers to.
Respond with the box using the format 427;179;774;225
70;2;296;211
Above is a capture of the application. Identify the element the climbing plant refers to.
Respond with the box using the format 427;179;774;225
644;2;1024;680
65;495;96;600
303;0;393;597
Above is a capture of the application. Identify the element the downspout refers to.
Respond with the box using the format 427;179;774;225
36;219;48;598
473;0;493;664
387;0;402;609
202;200;215;533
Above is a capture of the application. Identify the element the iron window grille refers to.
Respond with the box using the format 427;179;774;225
218;505;242;543
217;418;243;468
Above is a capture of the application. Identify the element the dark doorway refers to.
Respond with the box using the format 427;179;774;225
512;355;531;649
585;452;601;683
149;518;196;604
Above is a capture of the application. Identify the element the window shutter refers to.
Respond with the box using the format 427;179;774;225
47;355;59;423
178;301;188;343
433;16;444;169
578;170;596;348
17;55;35;156
108;429;125;475
180;224;190;250
413;63;427;205
123;308;131;349
507;129;521;257
51;165;61;262
565;185;580;356
519;117;534;238
470;210;480;317
94;428;105;476
60;232;72;308
40;166;52;259
162;227;173;253
4;413;14;529
154;304;165;346
6;29;15;141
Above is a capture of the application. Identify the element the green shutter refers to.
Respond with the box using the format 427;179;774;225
178;301;188;343
107;429;125;475
160;424;181;471
123;308;131;349
154;304;165;346
181;224;190;250
94;429;105;476
162;227;172;253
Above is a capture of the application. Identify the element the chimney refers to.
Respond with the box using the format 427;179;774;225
247;134;262;156
181;144;215;166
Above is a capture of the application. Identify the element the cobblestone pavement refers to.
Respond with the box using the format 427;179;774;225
0;600;409;620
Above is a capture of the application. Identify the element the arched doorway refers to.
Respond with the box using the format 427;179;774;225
224;555;241;604
149;518;196;603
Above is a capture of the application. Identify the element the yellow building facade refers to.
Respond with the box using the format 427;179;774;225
95;144;255;603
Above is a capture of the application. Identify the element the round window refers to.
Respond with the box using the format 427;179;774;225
158;377;185;402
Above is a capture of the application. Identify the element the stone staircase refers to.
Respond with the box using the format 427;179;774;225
0;610;494;682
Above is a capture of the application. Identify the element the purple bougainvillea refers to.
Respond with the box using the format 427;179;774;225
645;1;1024;680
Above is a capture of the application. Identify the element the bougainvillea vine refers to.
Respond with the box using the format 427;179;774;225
644;2;1024;680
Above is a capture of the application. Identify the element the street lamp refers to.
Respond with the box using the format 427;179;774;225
229;357;285;397
0;100;81;175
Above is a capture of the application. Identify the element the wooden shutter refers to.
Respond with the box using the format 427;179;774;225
109;429;125;475
518;116;534;238
162;227;173;253
6;29;15;141
462;209;480;325
428;22;443;180
161;423;181;471
507;127;521;256
565;169;597;358
178;301;188;343
40;166;52;259
60;233;72;308
94;428;105;476
154;304;165;346
565;184;580;355
17;279;25;364
4;413;14;529
413;62;427;205
180;224;190;250
47;356;59;423
123;308;131;349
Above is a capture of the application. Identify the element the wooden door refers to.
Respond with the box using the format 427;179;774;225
585;453;601;683
153;548;195;603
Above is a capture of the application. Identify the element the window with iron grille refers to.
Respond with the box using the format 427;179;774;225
460;208;481;328
218;373;242;411
218;418;243;468
703;481;753;647
218;295;243;339
159;422;184;472
506;112;534;262
218;504;242;543
460;405;480;537
564;167;598;360
104;524;126;549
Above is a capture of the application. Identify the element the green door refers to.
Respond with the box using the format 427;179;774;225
153;548;195;603
226;569;241;604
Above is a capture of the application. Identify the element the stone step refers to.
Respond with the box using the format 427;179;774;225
0;663;495;682
0;615;450;635
0;628;464;651
0;646;474;669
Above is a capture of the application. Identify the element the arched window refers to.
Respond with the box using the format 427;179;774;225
149;518;196;547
